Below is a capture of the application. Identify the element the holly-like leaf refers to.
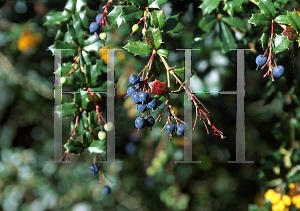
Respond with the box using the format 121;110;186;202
64;0;76;13
88;111;100;130
83;37;104;52
44;10;72;25
145;28;162;49
282;26;298;41
67;23;79;46
79;10;89;29
64;140;85;154
157;49;168;57
249;13;271;27
154;95;166;107
220;22;237;52
287;10;300;34
194;15;218;40
54;41;78;58
123;41;152;55
61;103;78;117
148;0;167;8
174;68;185;82
88;141;106;154
74;92;81;107
199;0;222;15
273;34;290;53
274;15;289;24
221;17;247;32
82;131;92;147
121;0;148;7
162;14;184;34
120;6;143;23
258;0;277;18
150;56;163;78
260;32;270;50
150;10;166;29
72;69;86;87
61;62;73;77
81;91;89;109
73;20;85;46
223;0;245;17
108;6;125;27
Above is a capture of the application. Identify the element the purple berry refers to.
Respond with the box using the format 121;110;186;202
176;124;184;136
96;14;103;23
272;65;285;78
146;98;157;112
131;92;140;106
139;92;150;105
89;163;100;174
129;74;140;85
89;22;99;33
255;54;267;70
102;186;111;195
126;86;137;97
165;123;175;134
135;117;145;131
145;116;155;128
137;104;147;115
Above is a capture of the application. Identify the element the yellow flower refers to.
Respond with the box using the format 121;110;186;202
17;32;42;52
288;183;295;189
98;45;117;64
270;193;281;205
292;195;300;205
282;195;291;206
265;189;276;200
277;200;285;211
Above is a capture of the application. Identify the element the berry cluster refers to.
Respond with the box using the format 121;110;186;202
256;54;285;78
88;163;111;195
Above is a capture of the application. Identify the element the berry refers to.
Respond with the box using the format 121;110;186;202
60;77;66;84
165;123;175;134
132;24;139;32
146;98;157;112
272;65;285;78
89;22;99;33
131;92;140;105
139;92;150;105
96;14;103;23
129;74;140;85
176;124;184;136
104;122;113;131
145;116;155;128
135;117;145;131
255;54;267;70
100;32;107;40
135;78;144;89
137;104;147;115
98;131;106;141
126;143;136;155
89;163;100;174
142;28;146;35
102;186;111;195
126;86;137;97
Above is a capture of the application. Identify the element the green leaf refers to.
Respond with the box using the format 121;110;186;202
82;112;89;129
223;0;244;17
61;103;78;117
174;68;185;82
150;56;163;78
194;15;218;40
88;141;106;154
121;0;148;7
120;6;143;23
44;10;72;25
258;0;277;18
81;51;91;64
274;15;289;24
287;10;300;34
88;111;100;130
54;41;78;58
72;69;86;87
70;115;84;136
162;14;184;34
64;0;76;13
67;23;79;46
73;20;85;46
74;93;81;107
220;22;237;52
108;6;125;27
145;28;162;49
249;13;271;27
157;49;168;57
81;91;89;109
199;0;222;15
83;36;104;52
260;32;269;50
123;41;152;55
61;62;73;77
150;10;166;29
64;140;85;154
221;17;247;31
148;0;167;8
273;34;290;53
79;10;89;29
82;131;92;147
85;64;91;87
172;84;185;94
154;95;166;107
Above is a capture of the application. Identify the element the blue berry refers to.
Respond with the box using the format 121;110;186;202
137;104;147;115
139;92;150;105
131;92;140;106
176;124;185;136
165;123;175;134
273;65;285;78
135;117;145;131
255;54;267;70
96;14;103;23
126;143;136;155
146;98;157;112
89;22;99;33
89;163;100;174
126;86;137;97
129;74;140;85
102;186;111;195
135;78;144;89
145;116;155;128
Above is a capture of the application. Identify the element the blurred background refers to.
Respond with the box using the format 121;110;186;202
0;0;299;211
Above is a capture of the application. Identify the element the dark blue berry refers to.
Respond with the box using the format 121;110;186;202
129;74;140;85
126;143;136;155
146;98;157;112
102;186;111;195
135;78;144;89
89;22;99;33
135;117;145;131
139;92;150;105
131;92;140;106
255;54;267;70
176;124;185;136
165;123;175;134
145;116;155;128
89;163;100;174
126;86;137;98
96;14;103;23
273;65;285;78
137;104;147;115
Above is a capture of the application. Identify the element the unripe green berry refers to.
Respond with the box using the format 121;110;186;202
100;32;107;40
104;122;113;131
132;24;139;32
142;28;146;35
60;77;67;84
98;131;106;140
